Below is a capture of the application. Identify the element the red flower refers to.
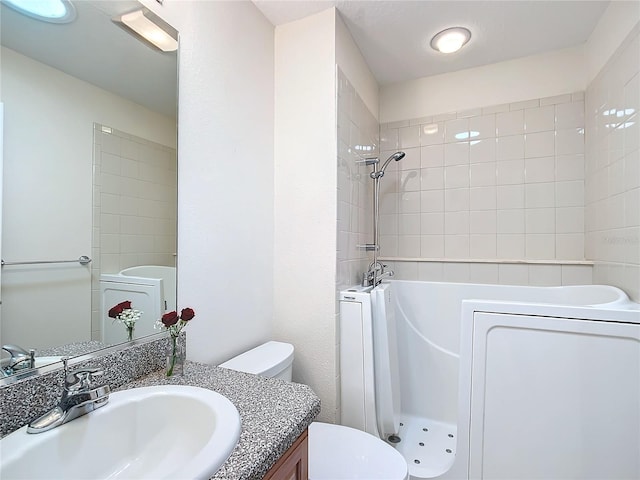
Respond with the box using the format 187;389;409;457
108;300;132;318
180;308;195;321
161;311;179;327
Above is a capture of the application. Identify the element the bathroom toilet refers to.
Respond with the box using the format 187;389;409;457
308;422;408;479
219;341;408;480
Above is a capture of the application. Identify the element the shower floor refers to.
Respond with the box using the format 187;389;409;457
391;414;457;479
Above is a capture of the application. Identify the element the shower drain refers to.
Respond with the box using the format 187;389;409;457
388;435;401;443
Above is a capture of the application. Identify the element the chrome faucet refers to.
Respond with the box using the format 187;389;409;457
362;261;394;287
27;360;110;434
2;344;35;375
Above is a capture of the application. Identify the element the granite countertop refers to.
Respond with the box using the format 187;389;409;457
117;361;321;480
38;340;107;357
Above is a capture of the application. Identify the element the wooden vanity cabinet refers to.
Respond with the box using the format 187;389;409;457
263;428;308;480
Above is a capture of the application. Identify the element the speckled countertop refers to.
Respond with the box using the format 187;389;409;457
39;340;107;357
117;361;321;480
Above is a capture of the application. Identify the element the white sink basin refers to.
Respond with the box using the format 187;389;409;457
0;385;241;479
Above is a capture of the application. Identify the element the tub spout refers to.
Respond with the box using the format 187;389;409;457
363;262;394;287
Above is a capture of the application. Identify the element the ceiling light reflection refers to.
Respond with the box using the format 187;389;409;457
2;0;76;23
455;131;479;140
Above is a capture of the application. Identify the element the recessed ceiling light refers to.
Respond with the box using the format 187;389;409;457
1;0;76;23
430;27;471;54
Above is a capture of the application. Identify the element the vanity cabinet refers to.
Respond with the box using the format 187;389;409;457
263;429;308;480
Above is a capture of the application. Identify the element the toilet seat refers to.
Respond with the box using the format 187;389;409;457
308;422;408;480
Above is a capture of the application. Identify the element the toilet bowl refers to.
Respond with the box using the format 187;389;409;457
219;341;408;480
309;422;407;479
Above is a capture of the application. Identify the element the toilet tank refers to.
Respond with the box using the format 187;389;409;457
219;341;294;381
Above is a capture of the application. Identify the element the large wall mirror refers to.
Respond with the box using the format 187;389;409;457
0;0;178;378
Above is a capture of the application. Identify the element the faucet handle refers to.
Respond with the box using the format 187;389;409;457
66;367;104;391
2;344;30;358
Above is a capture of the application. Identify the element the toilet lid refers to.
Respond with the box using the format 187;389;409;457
308;422;407;480
218;341;293;377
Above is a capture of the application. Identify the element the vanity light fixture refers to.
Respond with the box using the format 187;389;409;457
430;27;471;54
112;7;177;53
1;0;76;23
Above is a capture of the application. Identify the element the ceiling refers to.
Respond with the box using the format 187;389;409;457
253;0;611;85
1;1;611;114
0;0;177;118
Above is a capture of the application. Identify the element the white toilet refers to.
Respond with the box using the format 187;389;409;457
219;341;408;480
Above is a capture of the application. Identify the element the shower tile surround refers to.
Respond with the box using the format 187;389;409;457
586;25;640;301
91;124;177;340
378;93;594;286
0;337;320;480
335;68;378;423
336;68;378;291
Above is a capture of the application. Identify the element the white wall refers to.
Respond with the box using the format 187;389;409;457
380;46;585;123
140;1;275;365
377;92;592;288
273;8;338;423
380;94;586;261
336;13;379;120
0;47;175;350
585;1;640;85
271;7;381;424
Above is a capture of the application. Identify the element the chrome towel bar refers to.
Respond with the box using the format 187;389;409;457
1;256;92;267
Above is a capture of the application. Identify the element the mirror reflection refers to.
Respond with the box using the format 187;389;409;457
0;0;178;377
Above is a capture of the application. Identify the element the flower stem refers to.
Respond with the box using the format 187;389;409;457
167;335;177;376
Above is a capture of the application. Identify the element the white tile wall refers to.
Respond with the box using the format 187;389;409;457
378;26;639;294
336;69;377;290
586;26;640;301
383;260;593;286
91;124;177;339
379;93;586;264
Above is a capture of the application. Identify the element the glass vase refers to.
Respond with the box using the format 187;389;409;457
126;325;134;342
166;335;185;377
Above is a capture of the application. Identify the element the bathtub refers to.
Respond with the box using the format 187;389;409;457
100;266;176;344
119;265;177;312
386;280;639;480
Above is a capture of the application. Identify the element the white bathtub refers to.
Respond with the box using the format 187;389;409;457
100;266;176;344
388;280;639;479
119;265;177;312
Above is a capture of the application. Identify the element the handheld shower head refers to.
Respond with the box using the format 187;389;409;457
371;151;405;179
388;151;406;162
